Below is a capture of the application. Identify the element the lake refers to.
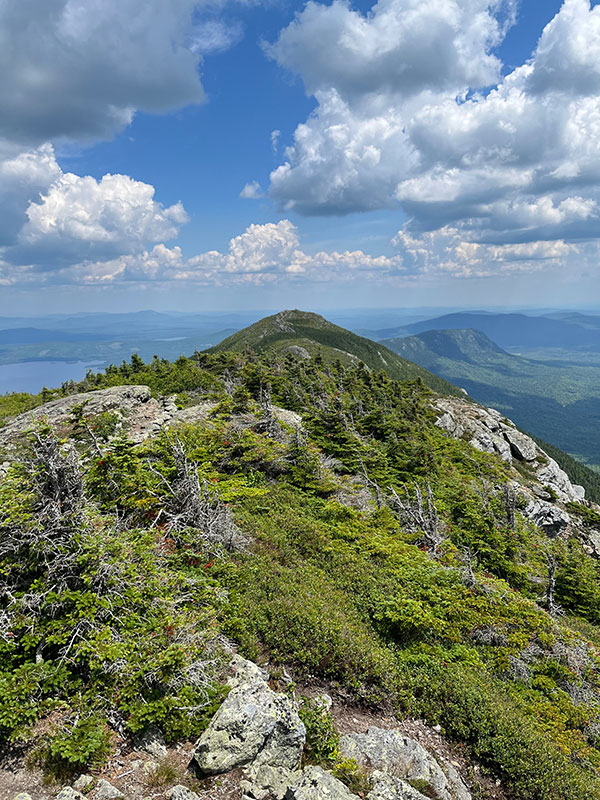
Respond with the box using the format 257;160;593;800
0;360;105;395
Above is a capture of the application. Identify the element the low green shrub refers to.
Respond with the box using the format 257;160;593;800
298;697;339;766
331;758;372;795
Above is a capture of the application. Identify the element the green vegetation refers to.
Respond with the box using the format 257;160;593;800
0;390;45;428
298;698;340;766
2;323;600;798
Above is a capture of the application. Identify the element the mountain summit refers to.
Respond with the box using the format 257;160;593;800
210;309;464;396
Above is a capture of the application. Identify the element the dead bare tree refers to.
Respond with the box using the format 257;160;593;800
460;546;478;589
148;436;247;554
358;456;384;509
0;429;85;572
254;385;284;440
544;550;563;618
222;368;240;396
388;482;445;555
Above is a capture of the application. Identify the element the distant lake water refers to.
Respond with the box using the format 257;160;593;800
0;360;105;395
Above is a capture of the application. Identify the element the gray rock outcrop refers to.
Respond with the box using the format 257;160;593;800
367;771;430;800
537;459;585;502
525;499;570;537
503;428;538;462
434;398;584;503
0;385;176;450
339;727;470;800
0;386;303;460
192;658;305;791
284;766;360;800
282;346;310;360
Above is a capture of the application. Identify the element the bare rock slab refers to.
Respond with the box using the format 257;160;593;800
284;766;360;800
367;771;430;800
191;660;305;778
339;727;470;800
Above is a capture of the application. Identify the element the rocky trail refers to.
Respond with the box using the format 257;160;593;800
2;656;503;800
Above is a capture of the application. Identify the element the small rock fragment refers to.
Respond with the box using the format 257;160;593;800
135;724;168;759
95;779;124;800
56;790;86;800
165;786;201;800
73;774;95;793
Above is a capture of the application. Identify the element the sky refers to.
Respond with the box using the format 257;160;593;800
1;0;600;315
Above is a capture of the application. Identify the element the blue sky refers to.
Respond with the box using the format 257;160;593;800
1;0;599;314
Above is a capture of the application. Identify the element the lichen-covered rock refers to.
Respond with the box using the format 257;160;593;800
525;499;570;537
72;774;95;793
166;786;201;800
339;727;470;800
226;654;269;689
56;789;86;800
367;771;430;800
245;763;299;800
284;766;360;799
192;666;305;778
94;780;124;800
134;724;168;759
13;794;34;800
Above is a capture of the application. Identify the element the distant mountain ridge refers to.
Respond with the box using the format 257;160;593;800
377;312;600;349
383;326;600;471
384;328;508;368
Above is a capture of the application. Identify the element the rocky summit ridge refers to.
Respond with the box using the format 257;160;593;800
4;312;600;800
1;378;595;554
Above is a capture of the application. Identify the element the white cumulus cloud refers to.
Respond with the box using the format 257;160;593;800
0;0;216;147
392;226;579;277
0;147;189;269
240;181;264;199
41;220;404;285
268;0;600;255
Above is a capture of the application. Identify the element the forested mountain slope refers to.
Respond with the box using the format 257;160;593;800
209;310;464;397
